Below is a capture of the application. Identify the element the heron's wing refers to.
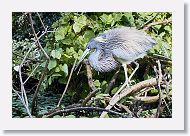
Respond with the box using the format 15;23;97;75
102;27;157;62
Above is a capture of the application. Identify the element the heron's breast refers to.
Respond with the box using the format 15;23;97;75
88;53;119;72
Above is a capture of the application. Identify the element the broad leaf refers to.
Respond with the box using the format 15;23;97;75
48;59;57;70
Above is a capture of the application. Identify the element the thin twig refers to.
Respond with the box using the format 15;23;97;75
28;13;50;115
43;106;129;118
140;13;159;29
36;12;46;31
57;59;77;107
28;13;50;60
23;64;40;84
31;61;48;115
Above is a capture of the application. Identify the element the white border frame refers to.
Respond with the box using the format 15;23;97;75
0;0;184;130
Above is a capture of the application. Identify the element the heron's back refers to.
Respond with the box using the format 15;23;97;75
102;27;157;63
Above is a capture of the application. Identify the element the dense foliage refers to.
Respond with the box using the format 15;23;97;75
12;12;172;118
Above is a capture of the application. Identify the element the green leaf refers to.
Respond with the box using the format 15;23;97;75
96;93;110;98
51;50;56;58
58;78;67;84
124;13;135;26
48;77;52;85
150;89;159;94
111;87;119;94
52;73;62;77
107;14;113;24
53;115;62;118
62;37;72;45
40;61;46;67
51;49;62;59
83;30;95;42
100;14;108;24
65;115;76;118
100;14;113;25
55;67;60;72
55;26;69;41
73;23;81;33
113;13;123;22
74;15;87;26
63;64;68;76
48;59;57;70
55;50;61;59
94;80;101;87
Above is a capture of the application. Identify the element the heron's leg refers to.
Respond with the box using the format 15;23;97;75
112;63;129;96
100;64;129;118
128;62;139;83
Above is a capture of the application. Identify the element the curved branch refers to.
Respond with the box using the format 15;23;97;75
57;59;77;107
100;78;164;118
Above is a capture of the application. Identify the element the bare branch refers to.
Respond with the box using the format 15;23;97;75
31;61;48;115
57;59;77;107
100;78;164;118
28;13;50;115
82;61;99;106
23;64;40;84
28;13;50;60
36;12;46;31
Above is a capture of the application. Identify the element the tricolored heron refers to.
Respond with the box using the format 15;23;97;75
75;27;156;116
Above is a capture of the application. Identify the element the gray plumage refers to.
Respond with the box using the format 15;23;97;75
77;27;156;72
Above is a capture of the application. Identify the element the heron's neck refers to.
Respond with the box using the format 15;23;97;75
88;49;102;69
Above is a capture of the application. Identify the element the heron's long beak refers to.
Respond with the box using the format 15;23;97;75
74;48;90;71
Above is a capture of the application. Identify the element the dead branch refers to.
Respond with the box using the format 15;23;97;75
82;61;99;106
57;59;77;107
43;106;129;118
28;13;50;60
28;13;50;115
134;95;162;104
100;78;164;118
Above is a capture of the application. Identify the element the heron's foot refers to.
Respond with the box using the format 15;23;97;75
128;79;135;86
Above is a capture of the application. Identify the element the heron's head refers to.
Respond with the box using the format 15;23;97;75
74;35;107;70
